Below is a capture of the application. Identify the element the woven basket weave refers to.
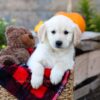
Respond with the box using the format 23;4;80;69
0;71;74;100
58;70;74;100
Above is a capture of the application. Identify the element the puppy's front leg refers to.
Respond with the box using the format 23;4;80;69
29;63;44;89
50;60;74;85
50;64;65;85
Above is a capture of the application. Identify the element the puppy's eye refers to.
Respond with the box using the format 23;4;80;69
64;30;69;35
51;30;56;34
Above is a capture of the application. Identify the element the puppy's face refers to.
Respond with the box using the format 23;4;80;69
38;15;81;50
46;17;74;50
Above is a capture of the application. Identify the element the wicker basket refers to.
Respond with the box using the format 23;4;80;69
0;71;74;100
58;70;74;100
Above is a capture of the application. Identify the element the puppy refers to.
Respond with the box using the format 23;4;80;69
27;15;81;89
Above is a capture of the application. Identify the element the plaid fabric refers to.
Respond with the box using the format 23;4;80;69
0;64;70;100
0;48;71;100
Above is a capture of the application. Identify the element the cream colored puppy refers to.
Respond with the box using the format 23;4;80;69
27;15;81;89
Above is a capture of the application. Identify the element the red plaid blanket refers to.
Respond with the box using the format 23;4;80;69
0;48;71;100
0;64;70;100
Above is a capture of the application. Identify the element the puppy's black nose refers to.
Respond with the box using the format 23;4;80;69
56;41;62;48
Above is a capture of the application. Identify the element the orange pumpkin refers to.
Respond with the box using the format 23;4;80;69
56;12;86;32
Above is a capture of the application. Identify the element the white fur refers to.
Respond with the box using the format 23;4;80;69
27;15;81;89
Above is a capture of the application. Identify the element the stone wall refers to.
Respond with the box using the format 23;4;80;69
0;0;100;29
0;0;67;29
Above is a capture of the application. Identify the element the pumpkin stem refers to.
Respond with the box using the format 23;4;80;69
67;0;72;13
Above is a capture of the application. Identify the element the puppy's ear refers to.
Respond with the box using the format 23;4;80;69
38;24;47;43
73;24;82;46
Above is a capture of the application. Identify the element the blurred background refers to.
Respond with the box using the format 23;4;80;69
0;0;100;28
0;0;100;99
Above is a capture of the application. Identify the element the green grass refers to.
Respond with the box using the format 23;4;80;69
78;0;100;32
0;18;8;49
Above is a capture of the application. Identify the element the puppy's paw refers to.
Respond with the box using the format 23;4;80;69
50;69;64;85
31;74;43;89
67;60;74;69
